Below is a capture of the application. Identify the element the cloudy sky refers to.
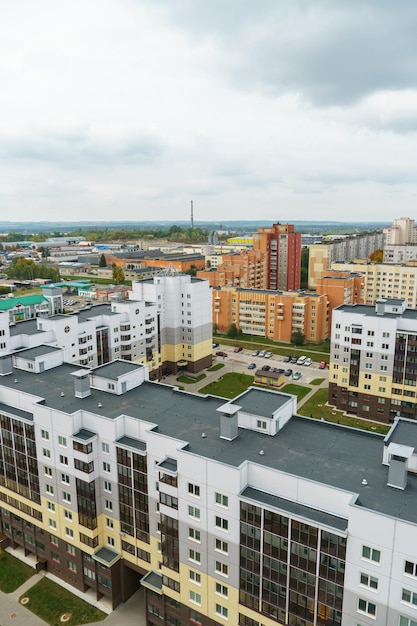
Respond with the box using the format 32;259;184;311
1;0;417;224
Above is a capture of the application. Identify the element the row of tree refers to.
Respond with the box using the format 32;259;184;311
6;258;60;282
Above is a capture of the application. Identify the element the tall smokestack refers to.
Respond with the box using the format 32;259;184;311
191;200;194;229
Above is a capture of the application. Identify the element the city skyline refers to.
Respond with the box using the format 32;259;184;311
2;1;417;222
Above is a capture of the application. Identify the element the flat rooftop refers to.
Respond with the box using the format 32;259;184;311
1;364;417;525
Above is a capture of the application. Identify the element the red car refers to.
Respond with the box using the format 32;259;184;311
318;360;327;369
216;351;227;357
233;346;243;353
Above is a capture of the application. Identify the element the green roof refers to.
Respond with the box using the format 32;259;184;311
0;295;47;311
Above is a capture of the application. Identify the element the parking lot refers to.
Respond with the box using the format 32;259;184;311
212;344;329;385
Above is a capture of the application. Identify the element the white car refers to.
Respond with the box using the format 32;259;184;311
304;358;312;366
297;355;307;365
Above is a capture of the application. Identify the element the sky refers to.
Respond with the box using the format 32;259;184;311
1;0;417;224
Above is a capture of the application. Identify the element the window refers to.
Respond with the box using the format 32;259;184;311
61;473;70;484
65;527;74;538
188;483;200;497
104;481;112;493
362;545;380;563
46;484;54;495
215;516;228;531
47;501;55;512
41;429;49;440
405;560;417;577
215;604;228;619
107;536;115;547
59;455;68;466
102;442;110;454
189;528;201;542
257;420;267;429
399;617;417;626
62;491;71;503
215;493;229;507
358;598;376;616
215;539;228;554
360;572;378;590
215;561;228;576
105;499;113;511
188;506;200;520
215;582;228;597
402;588;417;606
49;518;57;529
68;560;77;573
44;466;53;477
189;549;201;564
382;343;389;350
67;543;76;555
189;590;201;605
103;462;111;473
106;518;114;529
64;510;72;521
58;436;67;447
189;570;201;584
382;332;390;338
43;448;51;459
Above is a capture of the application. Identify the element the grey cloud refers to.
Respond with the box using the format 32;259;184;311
147;0;417;106
0;130;163;167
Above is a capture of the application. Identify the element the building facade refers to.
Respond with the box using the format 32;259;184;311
253;223;301;291
212;287;328;343
1;350;417;625
329;299;417;423
383;217;417;245
197;250;267;290
329;262;417;310
316;272;365;329
131;273;212;374
383;244;417;264
308;233;384;289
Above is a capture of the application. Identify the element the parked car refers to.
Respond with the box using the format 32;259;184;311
284;369;293;377
259;350;267;357
264;351;273;358
212;342;219;348
252;350;259;356
248;362;257;370
304;358;312;366
291;356;298;364
261;364;271;371
297;356;307;365
216;351;227;357
283;355;291;362
293;371;301;380
319;360;327;369
233;346;243;353
273;368;285;374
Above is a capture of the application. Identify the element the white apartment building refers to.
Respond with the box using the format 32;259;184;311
383;244;417;264
383;217;417;245
0;348;417;625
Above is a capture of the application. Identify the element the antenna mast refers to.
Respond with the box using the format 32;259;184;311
190;200;194;229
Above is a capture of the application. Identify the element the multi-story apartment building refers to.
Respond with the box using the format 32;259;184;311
253;223;301;291
329;298;417;423
308;233;384;289
383;244;417;264
131;273;212;373
316;271;365;328
383;217;417;245
197;250;267;290
329;262;417;309
2;349;417;625
212;287;328;343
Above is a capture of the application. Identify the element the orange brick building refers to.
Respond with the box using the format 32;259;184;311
316;270;365;327
253;222;301;290
197;249;267;289
213;287;328;343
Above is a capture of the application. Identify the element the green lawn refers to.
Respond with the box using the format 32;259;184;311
207;363;225;372
280;384;311;402
298;388;390;434
22;578;106;626
0;550;34;593
199;372;254;398
310;378;325;386
176;373;206;384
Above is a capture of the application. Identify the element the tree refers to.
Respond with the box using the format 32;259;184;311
99;253;107;267
227;323;238;338
369;249;383;262
112;264;125;284
291;330;305;346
